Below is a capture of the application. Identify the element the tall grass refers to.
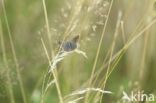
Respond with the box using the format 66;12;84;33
41;0;63;103
84;0;114;102
0;18;15;103
1;0;27;103
0;0;156;103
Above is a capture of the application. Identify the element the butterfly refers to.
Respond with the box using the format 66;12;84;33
59;35;80;52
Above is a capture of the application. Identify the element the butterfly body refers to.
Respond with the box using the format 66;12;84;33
60;35;80;52
62;41;77;51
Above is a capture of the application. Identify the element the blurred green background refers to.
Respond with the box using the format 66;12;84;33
0;0;156;103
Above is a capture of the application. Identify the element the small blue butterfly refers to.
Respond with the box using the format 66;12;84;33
59;35;79;52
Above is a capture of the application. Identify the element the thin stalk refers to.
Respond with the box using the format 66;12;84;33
2;0;27;103
99;11;122;103
42;0;63;103
0;18;15;103
81;17;156;91
102;19;156;79
120;21;126;44
42;0;52;52
93;50;125;103
40;38;51;102
84;0;114;102
139;26;149;84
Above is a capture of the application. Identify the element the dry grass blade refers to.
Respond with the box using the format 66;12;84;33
1;0;27;103
85;0;114;102
65;88;112;99
41;0;64;102
67;97;84;103
0;18;15;103
99;11;122;103
40;36;63;103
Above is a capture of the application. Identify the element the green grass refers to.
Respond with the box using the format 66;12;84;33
0;0;156;103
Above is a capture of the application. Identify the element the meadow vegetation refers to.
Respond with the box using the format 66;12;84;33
0;0;156;103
